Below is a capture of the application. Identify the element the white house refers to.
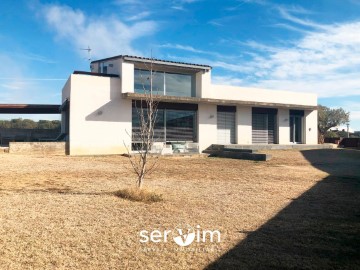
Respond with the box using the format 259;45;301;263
61;55;318;155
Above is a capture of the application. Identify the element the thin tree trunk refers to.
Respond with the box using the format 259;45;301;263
124;57;159;189
137;151;147;188
138;174;144;189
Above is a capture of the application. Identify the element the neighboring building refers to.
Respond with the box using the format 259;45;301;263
61;55;318;155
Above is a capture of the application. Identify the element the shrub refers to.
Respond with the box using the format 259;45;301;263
114;188;163;203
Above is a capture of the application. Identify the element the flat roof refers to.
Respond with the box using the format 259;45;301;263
91;55;212;71
0;104;61;114
73;71;119;77
122;92;318;110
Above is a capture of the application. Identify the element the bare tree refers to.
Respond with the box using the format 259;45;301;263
125;59;160;189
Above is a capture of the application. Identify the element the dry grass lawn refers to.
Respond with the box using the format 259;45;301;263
0;149;359;269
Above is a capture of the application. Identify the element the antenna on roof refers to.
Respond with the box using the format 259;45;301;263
80;46;92;61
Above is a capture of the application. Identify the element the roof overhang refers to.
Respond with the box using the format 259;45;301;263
122;56;211;72
122;92;318;110
91;55;212;72
0;104;61;114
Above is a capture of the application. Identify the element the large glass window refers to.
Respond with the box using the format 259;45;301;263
134;69;194;97
166;110;197;141
132;106;197;143
132;107;165;142
165;73;193;97
134;69;164;95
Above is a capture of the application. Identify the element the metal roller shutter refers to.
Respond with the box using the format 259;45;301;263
267;114;276;144
252;114;268;144
252;112;277;144
217;110;236;144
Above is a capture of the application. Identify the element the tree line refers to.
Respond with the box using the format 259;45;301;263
0;119;61;130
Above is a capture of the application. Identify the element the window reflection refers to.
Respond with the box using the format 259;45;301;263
134;69;164;95
132;107;197;143
166;110;196;141
132;107;165;142
134;69;194;97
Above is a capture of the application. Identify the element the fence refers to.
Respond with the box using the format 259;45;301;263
0;128;60;146
339;138;360;148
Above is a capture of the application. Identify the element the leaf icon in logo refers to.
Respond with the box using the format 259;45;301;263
173;224;195;247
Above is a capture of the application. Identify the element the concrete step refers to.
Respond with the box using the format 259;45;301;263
224;144;336;150
203;145;257;154
202;144;224;154
211;151;271;161
223;148;257;153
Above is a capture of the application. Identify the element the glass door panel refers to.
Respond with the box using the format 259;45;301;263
290;115;303;143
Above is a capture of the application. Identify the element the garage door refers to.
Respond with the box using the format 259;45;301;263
217;106;236;144
252;108;277;144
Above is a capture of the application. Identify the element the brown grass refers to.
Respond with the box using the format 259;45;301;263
114;188;163;203
0;149;359;269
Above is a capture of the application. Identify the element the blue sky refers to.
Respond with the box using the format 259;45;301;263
0;0;359;131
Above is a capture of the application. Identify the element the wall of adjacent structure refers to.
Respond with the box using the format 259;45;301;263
9;142;65;155
63;74;132;155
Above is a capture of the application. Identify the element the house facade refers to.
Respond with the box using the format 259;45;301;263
61;55;318;155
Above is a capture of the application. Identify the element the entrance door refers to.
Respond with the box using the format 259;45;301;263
289;110;304;143
290;115;302;143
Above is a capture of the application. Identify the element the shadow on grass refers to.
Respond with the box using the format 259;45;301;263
206;149;360;270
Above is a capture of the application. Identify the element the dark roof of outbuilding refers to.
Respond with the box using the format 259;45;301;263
0;104;61;114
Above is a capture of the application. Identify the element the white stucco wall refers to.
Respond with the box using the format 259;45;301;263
195;70;211;98
106;59;121;75
304;110;318;144
209;85;317;107
90;62;99;73
120;61;134;93
90;59;121;75
198;103;217;152
277;108;290;144
237;106;252;144
66;74;132;155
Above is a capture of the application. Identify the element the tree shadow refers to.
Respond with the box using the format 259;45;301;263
206;149;360;270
